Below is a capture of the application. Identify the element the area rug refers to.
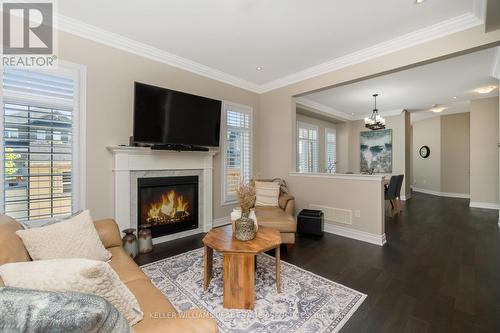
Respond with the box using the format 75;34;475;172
141;248;366;333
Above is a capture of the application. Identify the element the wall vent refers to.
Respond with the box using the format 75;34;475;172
309;204;353;225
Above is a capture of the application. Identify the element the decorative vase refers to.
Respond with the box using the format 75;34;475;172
138;224;153;254
234;214;256;241
122;228;139;258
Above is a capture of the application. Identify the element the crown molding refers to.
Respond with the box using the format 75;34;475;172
295;97;353;121
491;47;500;80
296;97;404;121
56;12;482;95
56;15;262;93
258;13;483;93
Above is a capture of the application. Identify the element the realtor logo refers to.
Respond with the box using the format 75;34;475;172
1;1;57;67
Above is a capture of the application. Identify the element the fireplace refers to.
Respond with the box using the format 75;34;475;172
137;176;199;238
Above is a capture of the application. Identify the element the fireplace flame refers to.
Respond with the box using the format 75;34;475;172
147;190;190;223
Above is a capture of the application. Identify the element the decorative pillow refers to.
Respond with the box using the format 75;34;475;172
254;181;280;207
0;259;143;325
16;210;111;261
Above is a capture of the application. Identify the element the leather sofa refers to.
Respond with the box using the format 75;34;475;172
0;214;218;333
254;191;297;246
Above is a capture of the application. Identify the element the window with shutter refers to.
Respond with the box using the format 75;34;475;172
325;128;337;173
222;102;252;203
1;66;84;223
296;121;318;173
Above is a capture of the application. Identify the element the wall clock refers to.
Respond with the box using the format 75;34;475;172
419;145;430;158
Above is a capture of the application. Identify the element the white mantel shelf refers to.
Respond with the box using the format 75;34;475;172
107;145;217;244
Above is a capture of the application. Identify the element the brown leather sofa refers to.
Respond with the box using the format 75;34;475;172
0;214;218;333
254;191;297;246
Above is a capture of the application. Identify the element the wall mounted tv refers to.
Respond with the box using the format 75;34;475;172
133;82;222;150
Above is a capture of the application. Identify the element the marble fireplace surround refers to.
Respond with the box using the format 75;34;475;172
107;146;217;244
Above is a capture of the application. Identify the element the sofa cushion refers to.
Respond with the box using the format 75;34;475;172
125;279;176;331
0;258;143;325
108;246;149;283
0;215;30;265
255;181;280;207
15;210;111;261
254;207;296;232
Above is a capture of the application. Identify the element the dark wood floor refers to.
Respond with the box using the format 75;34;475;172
135;192;500;333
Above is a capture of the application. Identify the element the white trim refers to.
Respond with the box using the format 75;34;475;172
296;97;352;121
296;97;403;121
56;13;483;94
491;47;500;80
289;172;384;182
469;201;500;210
323;223;386;246
411;187;470;199
213;216;231;228
221;101;253;204
473;0;487;21
258;13;483;92
56;15;262;93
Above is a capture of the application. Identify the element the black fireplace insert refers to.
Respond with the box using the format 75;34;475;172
137;176;198;238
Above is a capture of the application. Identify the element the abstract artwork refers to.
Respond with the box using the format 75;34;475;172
360;129;392;173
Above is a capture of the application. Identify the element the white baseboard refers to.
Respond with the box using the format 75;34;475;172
411;187;470;199
213;216;231;228
323;222;386;246
469;201;500;210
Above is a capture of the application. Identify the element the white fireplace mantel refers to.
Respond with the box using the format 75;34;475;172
107;145;218;243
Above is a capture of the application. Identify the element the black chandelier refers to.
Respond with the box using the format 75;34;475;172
364;94;386;130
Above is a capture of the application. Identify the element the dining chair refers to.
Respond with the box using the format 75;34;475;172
395;174;404;213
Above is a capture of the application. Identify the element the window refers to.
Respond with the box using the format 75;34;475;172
297;121;318;173
222;102;252;203
1;66;85;223
325;128;336;173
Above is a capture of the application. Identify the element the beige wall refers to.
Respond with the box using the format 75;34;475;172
58;31;260;221
335;122;350;173
412;113;471;195
470;97;499;205
296;110;338;172
412;117;442;192
441;113;470;195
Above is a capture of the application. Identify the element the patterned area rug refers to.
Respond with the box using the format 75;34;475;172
141;248;366;333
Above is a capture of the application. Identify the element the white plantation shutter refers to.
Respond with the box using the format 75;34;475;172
297;122;318;173
325;128;336;173
2;68;79;222
223;102;252;203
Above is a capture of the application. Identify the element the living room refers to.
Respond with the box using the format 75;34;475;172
1;1;500;332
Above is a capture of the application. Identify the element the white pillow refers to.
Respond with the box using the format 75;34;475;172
0;259;143;325
255;181;280;207
16;210;111;261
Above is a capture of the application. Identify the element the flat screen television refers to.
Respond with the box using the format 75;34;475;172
133;82;222;148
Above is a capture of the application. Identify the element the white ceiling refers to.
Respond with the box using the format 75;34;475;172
57;0;483;92
301;47;500;121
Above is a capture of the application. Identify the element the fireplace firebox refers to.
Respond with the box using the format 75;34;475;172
137;176;199;238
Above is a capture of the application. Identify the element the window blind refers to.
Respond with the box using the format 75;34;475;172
326;128;336;173
2;68;75;222
224;106;251;202
297;122;318;173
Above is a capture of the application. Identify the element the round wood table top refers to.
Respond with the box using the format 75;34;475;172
203;225;281;254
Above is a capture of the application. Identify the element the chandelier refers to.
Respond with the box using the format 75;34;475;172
364;94;386;130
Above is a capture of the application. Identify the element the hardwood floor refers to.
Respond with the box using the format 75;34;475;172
135;192;500;332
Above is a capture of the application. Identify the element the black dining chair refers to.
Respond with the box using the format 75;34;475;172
385;175;403;217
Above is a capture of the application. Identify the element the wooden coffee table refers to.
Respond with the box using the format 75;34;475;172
202;225;281;309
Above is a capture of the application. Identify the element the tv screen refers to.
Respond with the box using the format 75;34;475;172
133;82;222;147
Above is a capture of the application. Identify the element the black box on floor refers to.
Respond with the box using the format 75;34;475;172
297;209;324;236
